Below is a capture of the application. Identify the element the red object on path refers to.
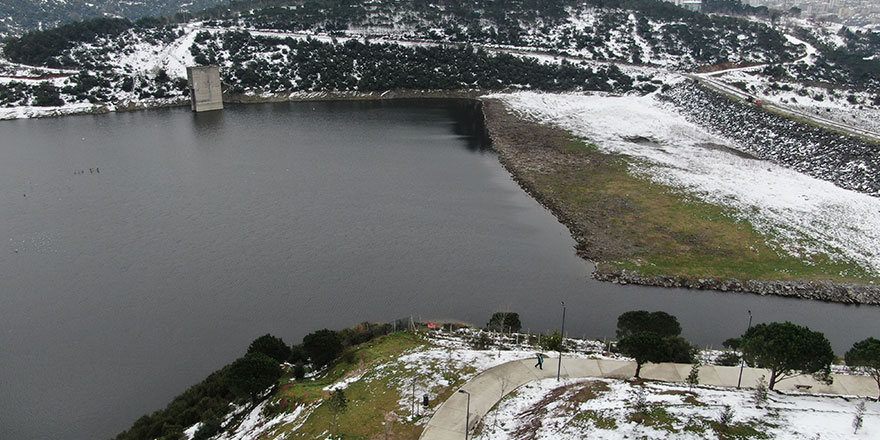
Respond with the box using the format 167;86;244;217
427;322;437;329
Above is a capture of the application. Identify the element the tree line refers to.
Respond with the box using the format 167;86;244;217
3;17;133;66
613;309;880;398
486;308;880;398
192;32;641;95
113;322;394;440
114;310;880;440
4;0;800;71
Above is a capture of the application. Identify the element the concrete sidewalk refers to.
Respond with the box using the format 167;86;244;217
419;356;878;440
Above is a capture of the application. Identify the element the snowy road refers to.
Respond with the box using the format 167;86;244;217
687;73;880;144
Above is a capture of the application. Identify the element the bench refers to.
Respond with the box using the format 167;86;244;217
794;384;812;390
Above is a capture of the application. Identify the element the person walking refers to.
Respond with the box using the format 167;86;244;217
535;353;544;370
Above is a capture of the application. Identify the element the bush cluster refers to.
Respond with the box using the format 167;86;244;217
188;32;639;94
3;18;133;66
114;321;395;440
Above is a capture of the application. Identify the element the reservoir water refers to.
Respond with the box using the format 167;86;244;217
1;100;878;440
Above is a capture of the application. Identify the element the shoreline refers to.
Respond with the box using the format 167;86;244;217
478;97;880;306
7;90;879;304
0;90;485;121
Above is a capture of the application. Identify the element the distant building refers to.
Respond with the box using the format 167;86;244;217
681;0;703;12
186;66;223;112
666;0;703;12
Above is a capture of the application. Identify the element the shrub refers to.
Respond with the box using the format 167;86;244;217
540;330;564;352
302;329;343;368
717;351;741;367
293;362;306;380
288;344;307;363
686;363;700;386
226;352;282;401
32;83;65;107
192;418;221;440
487;312;522;333
470;331;492;350
247;334;291;362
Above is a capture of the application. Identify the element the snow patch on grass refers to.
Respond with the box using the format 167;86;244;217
489;91;880;275
477;378;880;439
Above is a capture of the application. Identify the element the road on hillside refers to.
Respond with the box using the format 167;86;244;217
686;73;880;144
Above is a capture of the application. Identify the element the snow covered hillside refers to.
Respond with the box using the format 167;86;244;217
0;0;229;37
491;91;880;276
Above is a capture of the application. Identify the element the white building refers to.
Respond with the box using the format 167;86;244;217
667;0;703;13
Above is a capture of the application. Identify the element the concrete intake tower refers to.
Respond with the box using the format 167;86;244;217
186;66;223;112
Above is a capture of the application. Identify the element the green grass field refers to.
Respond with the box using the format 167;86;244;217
267;332;427;439
531;137;879;284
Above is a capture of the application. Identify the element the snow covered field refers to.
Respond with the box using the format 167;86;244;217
476;378;880;440
188;329;879;440
491;91;880;275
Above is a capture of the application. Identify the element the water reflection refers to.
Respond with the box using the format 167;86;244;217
192;108;226;132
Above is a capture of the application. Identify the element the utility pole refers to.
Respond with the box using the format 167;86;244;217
737;310;753;388
557;301;566;381
458;390;471;440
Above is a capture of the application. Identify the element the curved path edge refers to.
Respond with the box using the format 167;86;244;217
419;356;878;440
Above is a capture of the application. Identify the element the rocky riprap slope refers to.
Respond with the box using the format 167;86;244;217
595;269;880;305
663;82;880;197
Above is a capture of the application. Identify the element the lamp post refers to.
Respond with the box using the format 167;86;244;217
736;310;753;389
557;301;566;381
458;389;471;440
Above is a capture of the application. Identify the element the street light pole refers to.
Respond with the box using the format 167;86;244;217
557;301;566;381
737;310;753;389
458;389;471;440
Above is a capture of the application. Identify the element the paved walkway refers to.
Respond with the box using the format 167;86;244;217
419;356;878;440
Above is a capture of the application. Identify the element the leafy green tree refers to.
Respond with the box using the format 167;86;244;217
303;329;343;368
722;337;742;350
662;336;697;363
616;310;693;377
616;310;682;339
487;311;522;333
247;334;291;363
288;343;307;363
618;332;664;378
226;352;282;401
618;332;694;378
845;337;880;400
740;322;834;390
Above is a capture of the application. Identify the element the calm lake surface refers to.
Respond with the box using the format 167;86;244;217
2;100;878;439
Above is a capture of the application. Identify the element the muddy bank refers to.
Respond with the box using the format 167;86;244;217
478;97;880;305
